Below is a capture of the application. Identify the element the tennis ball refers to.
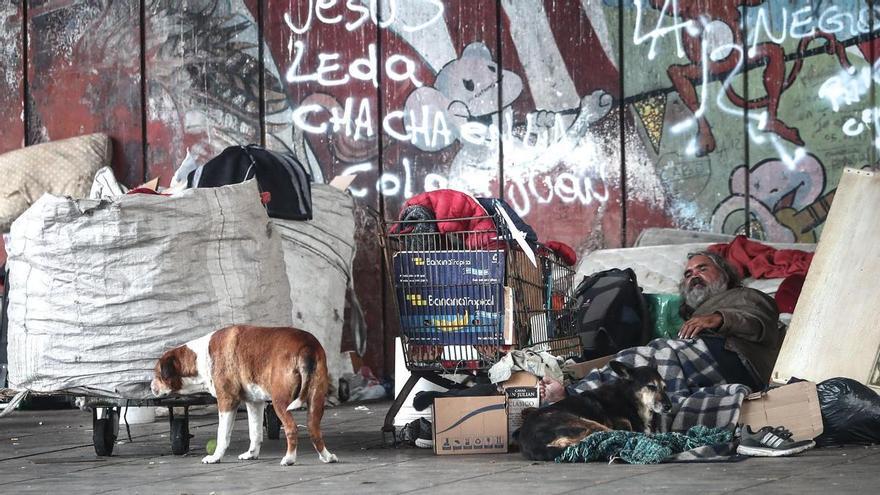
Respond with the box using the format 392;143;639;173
206;439;217;455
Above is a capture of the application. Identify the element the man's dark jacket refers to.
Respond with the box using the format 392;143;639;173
688;287;782;386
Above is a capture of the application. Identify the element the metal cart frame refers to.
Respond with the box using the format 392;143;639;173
379;214;581;441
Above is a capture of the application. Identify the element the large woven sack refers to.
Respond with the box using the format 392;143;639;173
5;180;292;398
272;184;361;389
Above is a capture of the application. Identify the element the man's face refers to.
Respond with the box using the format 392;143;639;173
680;255;728;309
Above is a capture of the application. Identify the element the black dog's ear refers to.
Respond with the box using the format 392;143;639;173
160;355;178;381
609;360;633;380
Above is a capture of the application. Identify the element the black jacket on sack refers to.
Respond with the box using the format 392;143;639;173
190;145;313;220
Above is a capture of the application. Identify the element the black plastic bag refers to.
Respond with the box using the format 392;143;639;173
815;377;880;447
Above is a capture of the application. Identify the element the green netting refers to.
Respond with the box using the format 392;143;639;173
556;425;733;465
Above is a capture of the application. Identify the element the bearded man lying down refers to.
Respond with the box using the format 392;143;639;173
540;250;782;405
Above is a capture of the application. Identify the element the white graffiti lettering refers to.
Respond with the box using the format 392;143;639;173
632;0;690;60
382;110;409;141
385;54;423;87
507;173;609;217
336;160;608;217
292;104;328;133
818;63;876;112
339;162;373;198
747;5;880;55
284;0;444;34
286;41;419;91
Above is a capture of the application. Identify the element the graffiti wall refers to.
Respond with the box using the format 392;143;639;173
2;0;879;375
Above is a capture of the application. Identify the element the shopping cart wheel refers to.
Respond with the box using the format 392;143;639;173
170;416;191;455
265;407;281;440
93;408;119;456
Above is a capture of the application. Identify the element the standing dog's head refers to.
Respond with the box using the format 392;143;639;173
150;346;200;397
610;361;673;414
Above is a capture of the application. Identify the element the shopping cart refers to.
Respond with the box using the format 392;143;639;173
380;213;581;439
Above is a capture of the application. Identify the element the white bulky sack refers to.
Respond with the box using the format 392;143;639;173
272;184;359;389
5;180;292;399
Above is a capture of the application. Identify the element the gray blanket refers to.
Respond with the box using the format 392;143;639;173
571;338;750;432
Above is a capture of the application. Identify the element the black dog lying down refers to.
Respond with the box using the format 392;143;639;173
516;361;673;461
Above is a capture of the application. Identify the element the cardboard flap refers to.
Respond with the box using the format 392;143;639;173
564;355;615;380
739;381;823;441
501;371;540;389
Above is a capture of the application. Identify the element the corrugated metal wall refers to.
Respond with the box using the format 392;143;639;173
2;0;877;377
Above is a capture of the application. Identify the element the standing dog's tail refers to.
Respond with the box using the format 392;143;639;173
286;343;325;411
287;340;336;462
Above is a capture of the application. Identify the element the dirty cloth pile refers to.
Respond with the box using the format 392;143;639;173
556;425;734;464
5;180;292;399
571;339;751;432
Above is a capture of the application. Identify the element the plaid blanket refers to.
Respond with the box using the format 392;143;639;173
570;338;751;432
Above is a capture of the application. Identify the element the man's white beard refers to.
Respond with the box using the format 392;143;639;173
683;278;728;309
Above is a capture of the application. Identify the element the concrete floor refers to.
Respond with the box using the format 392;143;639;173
0;401;878;494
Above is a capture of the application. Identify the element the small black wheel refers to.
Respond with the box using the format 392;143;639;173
93;409;119;456
265;407;281;440
170;417;191;455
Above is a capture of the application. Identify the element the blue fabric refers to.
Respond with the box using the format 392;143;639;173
477;197;538;246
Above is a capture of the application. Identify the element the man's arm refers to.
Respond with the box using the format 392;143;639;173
713;289;779;343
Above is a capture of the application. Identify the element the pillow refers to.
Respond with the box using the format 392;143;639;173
0;133;111;232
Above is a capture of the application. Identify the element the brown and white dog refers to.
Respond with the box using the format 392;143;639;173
150;325;338;466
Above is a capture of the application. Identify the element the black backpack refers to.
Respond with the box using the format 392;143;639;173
191;145;313;220
571;268;651;359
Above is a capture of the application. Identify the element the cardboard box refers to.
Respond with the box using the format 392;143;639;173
739;381;823;441
433;395;507;455
393;250;506;345
563;354;615;380
501;372;541;445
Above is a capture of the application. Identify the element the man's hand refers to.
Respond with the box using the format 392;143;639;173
678;312;723;339
538;376;566;405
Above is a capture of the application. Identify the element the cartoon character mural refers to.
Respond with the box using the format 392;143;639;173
402;41;614;198
711;153;834;242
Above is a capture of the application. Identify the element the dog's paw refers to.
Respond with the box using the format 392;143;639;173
318;449;338;464
201;454;222;464
279;454;297;466
238;451;259;460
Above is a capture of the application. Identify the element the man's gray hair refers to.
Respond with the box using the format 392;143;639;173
685;250;742;288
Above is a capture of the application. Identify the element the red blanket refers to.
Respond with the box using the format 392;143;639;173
708;235;813;279
395;190;497;248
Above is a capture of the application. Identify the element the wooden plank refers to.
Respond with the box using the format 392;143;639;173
263;0;385;374
501;0;622;250
144;1;262;185
0;1;24;153
772;168;880;391
26;1;143;187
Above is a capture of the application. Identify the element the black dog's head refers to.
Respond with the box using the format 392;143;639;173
609;361;673;414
